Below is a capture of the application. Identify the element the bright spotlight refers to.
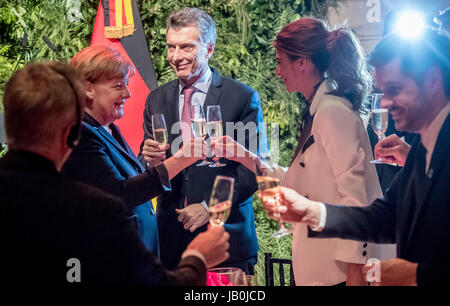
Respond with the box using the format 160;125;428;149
393;11;425;39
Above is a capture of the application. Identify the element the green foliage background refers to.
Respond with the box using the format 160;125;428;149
0;0;340;285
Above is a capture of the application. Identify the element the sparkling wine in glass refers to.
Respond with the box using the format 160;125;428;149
209;175;234;226
191;104;213;166
207;105;226;167
152;113;168;149
370;93;390;164
254;153;292;238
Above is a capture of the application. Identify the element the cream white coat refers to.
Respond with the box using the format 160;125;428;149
273;81;396;285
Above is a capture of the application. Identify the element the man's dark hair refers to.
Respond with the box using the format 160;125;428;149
369;27;450;99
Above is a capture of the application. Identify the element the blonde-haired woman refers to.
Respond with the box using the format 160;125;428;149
63;46;207;256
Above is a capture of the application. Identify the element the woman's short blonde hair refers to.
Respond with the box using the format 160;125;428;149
69;45;134;83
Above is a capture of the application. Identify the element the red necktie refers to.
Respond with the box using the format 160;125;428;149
181;86;195;144
181;86;196;208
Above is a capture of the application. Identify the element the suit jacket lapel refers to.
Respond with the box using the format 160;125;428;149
164;80;181;150
83;113;145;172
204;69;223;112
109;124;145;172
407;115;450;245
164;70;222;156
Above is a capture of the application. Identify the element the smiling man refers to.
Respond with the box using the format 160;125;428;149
139;8;267;274
261;27;450;286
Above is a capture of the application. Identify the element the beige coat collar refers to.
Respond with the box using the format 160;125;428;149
309;80;334;116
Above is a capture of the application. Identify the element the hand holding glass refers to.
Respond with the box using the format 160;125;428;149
207;105;226;167
370;93;390;164
254;153;292;238
191;104;213;166
152;113;168;149
209;175;234;226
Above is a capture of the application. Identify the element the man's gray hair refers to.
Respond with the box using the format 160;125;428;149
166;7;217;46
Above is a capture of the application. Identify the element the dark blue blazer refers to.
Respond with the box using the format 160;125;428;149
311;114;450;285
63;114;171;256
139;69;267;269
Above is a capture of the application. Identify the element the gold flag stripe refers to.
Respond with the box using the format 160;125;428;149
124;0;134;26
115;0;122;28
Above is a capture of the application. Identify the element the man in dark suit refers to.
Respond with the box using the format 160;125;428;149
262;28;450;286
366;9;418;197
0;61;229;286
139;8;267;274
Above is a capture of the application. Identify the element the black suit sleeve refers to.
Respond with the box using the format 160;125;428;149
63;126;170;210
166;256;207;286
309;167;399;244
417;262;450;286
84;190;205;285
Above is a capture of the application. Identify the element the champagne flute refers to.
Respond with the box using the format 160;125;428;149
254;153;292;238
207;105;226;167
209;175;234;226
207;267;242;286
152;113;168;149
236;270;248;286
245;274;258;286
369;93;390;164
191;104;213;166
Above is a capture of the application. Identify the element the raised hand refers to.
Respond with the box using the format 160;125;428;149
186;224;230;268
173;136;209;162
374;134;411;167
212;136;250;158
259;186;322;227
362;258;418;286
176;203;210;232
142;138;169;166
212;135;255;171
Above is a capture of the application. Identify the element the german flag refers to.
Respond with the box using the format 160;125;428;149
103;0;135;39
91;0;158;156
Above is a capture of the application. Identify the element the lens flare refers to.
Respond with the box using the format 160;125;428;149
394;11;425;39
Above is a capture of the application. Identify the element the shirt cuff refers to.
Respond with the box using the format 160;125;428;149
201;200;209;212
181;249;207;267
309;202;326;232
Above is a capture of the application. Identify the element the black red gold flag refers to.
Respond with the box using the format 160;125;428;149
91;0;158;155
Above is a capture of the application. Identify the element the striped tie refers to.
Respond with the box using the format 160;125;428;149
181;86;195;144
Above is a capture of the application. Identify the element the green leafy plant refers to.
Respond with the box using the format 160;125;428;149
0;144;5;158
0;0;97;103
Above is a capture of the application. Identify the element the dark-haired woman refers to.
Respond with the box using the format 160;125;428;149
272;18;396;286
216;18;394;285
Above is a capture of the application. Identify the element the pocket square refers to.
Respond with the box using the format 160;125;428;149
301;135;315;154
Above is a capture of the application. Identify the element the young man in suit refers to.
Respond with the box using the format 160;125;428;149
0;61;229;286
139;8;267;274
262;27;450;286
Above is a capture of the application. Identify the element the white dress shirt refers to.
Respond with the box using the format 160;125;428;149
178;68;213;122
178;68;213;211
422;102;450;173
